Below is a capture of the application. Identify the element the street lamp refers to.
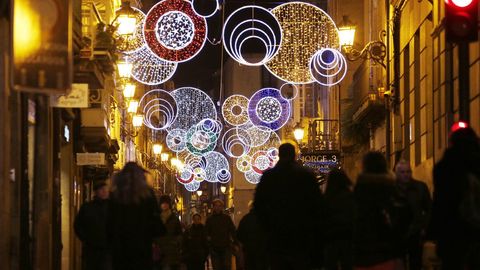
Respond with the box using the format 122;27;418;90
337;15;387;69
127;99;139;113
153;144;163;155
115;1;137;36
117;60;133;79
196;190;203;196
123;83;136;99
161;153;169;162
293;122;305;145
220;185;227;194
132;114;143;128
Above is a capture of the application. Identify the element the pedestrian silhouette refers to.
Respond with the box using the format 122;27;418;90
394;160;431;270
353;152;411;270
107;162;165;270
182;213;208;270
254;143;324;270
428;126;480;269
156;195;183;270
74;181;111;270
205;199;236;270
323;169;354;270
237;201;268;270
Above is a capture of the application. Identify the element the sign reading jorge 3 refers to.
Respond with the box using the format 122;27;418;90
299;152;340;175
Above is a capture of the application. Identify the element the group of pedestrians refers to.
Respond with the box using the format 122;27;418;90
74;125;480;270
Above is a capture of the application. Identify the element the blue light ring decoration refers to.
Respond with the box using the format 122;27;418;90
248;88;290;131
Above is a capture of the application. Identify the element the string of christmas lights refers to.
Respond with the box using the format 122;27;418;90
128;45;177;85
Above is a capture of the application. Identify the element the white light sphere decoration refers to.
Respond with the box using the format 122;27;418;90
169;87;217;131
138;89;177;130
128;46;177;85
309;48;347;86
222;5;282;66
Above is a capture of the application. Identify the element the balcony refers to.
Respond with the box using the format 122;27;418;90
352;93;385;125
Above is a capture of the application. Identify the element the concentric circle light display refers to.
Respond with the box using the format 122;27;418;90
309;48;347;86
128;45;177;85
248;88;290;131
191;0;218;18
222;128;252;158
138;89;177;130
279;83;299;100
222;5;282;66
264;2;340;84
170;87;217;131
166;129;187;152
222;95;250;126
236;155;252;173
144;0;207;62
185;120;220;156
115;7;146;53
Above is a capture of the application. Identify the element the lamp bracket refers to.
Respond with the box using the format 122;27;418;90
344;30;387;69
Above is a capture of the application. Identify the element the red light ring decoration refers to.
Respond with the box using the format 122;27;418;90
144;0;207;63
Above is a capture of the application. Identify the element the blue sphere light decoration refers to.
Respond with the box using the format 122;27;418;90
309;48;347;86
248;88;290;131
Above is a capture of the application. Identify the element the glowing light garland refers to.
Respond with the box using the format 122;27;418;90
222;6;282;66
128;45;177;85
170;87;217;131
279;83;299;100
221;95;250;126
191;0;219;18
204;151;231;183
138;89;177;130
185;119;221;156
184;180;200;192
144;0;207;62
248;88;290;131
245;169;262;184
115;7;146;53
222;128;252;158
264;2;340;84
309;48;347;86
167;128;187;152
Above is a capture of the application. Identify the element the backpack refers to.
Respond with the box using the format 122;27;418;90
459;173;480;230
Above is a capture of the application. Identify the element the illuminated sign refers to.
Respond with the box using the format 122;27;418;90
299;152;340;175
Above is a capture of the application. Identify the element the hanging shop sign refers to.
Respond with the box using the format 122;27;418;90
50;84;89;108
12;0;72;94
76;153;105;166
299;151;340;175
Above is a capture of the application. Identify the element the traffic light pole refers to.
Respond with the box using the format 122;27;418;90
458;42;470;122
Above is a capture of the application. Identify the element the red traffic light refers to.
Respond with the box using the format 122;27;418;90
445;0;478;42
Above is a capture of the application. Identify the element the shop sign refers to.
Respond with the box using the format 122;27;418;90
299;151;340;175
12;0;72;94
76;153;105;166
50;84;89;108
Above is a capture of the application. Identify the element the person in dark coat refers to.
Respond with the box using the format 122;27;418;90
205;199;236;270
157;195;183;270
428;126;480;270
108;162;165;270
237;201;268;270
353;152;411;270
323;169;354;270
254;143;324;270
74;181;111;270
182;213;208;270
394;160;431;270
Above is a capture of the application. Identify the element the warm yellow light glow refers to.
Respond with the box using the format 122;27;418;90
153;144;163;155
127;100;139;113
117;61;133;78
220;186;227;194
14;1;42;60
132;114;143;127
338;26;356;48
117;15;137;35
196;190;203;196
161;153;169;162
171;158;179;167
294;127;305;142
123;83;136;99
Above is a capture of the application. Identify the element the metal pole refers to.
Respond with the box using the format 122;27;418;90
458;42;470;122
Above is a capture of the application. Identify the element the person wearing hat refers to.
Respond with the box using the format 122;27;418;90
206;199;237;270
74;181;111;270
156;195;183;270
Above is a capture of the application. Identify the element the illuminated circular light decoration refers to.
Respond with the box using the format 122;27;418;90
128;46;177;85
245;125;272;147
309;48;347;86
222;128;252;158
248;88;290;131
203;151;231;183
192;167;206;182
251;151;273;173
166;129;187;152
170;87;217;131
144;0;207;62
177;166;194;184
191;0;219;18
185;120;220;156
245;170;262;184
279;83;299;100
115;7;146;53
138;89;177;130
222;95;250;126
264;2;340;84
184;180;200;192
222;5;282;66
236;155;252;173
